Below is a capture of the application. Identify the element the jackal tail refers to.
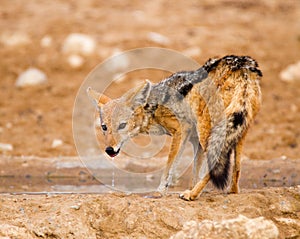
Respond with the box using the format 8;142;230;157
207;112;247;189
204;55;262;189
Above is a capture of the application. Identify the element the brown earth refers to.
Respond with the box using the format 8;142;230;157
0;0;300;238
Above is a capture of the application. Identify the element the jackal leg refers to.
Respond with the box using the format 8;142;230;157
230;135;245;194
180;172;210;201
190;136;203;187
179;154;210;201
157;129;190;194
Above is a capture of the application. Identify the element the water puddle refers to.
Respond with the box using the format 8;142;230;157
0;156;299;194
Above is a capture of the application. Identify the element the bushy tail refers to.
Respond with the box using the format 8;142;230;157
206;111;247;189
203;55;262;189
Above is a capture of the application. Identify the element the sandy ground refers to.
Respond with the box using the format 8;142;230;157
0;188;299;238
0;0;300;238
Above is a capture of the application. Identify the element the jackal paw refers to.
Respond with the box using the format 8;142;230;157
179;190;196;201
229;185;239;194
157;182;169;195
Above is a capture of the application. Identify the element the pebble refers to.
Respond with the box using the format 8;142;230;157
147;32;170;45
62;33;96;56
106;52;130;72
67;54;84;68
51;139;63;148
0;143;13;152
70;204;81;210
6;122;12;129
280;61;300;82
0;32;31;47
15;68;47;88
281;155;287;160
272;169;280;174
183;47;202;57
40;35;53;48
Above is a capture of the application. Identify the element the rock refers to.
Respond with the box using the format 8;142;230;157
51;139;63;148
275;217;300;226
62;33;96;56
15;68;47;88
183;47;202;58
170;215;279;239
67;54;84;68
6;122;12;129
0;143;13;152
280;61;300;82
147;32;170;45
0;223;33;239
0;32;31;47
40;35;53;48
106;52;130;72
70;204;81;210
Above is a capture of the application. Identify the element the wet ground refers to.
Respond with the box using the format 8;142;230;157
0;0;300;238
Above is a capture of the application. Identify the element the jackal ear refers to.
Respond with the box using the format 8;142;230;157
87;87;111;108
128;80;152;108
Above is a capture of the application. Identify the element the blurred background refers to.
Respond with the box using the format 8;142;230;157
0;0;299;191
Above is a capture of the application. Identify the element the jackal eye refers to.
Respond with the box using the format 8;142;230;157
101;124;107;131
118;122;127;130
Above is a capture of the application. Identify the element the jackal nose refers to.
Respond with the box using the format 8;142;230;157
105;146;119;157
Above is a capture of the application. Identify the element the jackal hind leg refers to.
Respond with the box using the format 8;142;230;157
180;157;210;201
190;136;203;187
157;128;190;194
229;136;245;194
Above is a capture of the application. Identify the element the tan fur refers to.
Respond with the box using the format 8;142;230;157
88;55;262;200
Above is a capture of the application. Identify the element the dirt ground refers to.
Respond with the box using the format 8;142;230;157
0;0;300;238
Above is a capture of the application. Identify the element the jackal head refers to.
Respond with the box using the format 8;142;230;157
87;81;151;157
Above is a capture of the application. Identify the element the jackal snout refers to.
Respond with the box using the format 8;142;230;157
105;146;120;157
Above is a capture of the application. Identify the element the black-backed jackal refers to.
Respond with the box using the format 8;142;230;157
88;55;262;200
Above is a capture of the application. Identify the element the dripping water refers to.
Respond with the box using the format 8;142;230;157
111;157;115;187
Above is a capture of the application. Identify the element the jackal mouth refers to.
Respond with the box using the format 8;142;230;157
105;146;120;157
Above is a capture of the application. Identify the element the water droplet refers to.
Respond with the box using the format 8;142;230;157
112;157;115;187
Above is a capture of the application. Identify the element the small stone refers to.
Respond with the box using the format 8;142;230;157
279;201;294;213
281;155;287;160
6;122;12;129
280;61;300;82
62;33;96;56
15;68;47;88
183;47;202;57
0;143;13;152
290;104;298;113
40;35;52;48
147;32;170;45
70;204;81;210
106;52;130;71
272;169;280;174
51;139;63;148
0;32;31;47
67;54;84;68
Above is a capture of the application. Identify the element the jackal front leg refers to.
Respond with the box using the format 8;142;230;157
157;129;190;194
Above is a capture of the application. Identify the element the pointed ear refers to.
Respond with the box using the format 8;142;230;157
86;87;111;108
128;80;152;108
